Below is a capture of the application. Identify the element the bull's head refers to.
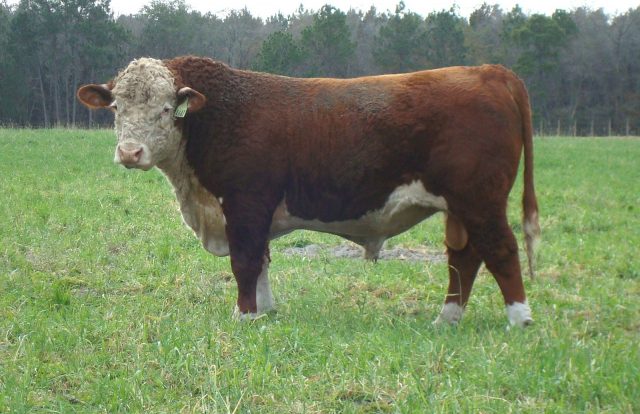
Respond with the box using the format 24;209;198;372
77;58;205;170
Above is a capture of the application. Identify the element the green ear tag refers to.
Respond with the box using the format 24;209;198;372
174;97;189;118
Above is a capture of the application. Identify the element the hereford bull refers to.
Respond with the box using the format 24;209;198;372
77;56;540;327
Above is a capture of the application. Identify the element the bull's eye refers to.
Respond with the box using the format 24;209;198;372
162;106;172;114
109;101;117;111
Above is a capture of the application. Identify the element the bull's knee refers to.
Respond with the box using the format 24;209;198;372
445;213;468;251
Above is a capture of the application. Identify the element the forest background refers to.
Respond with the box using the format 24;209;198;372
1;0;639;135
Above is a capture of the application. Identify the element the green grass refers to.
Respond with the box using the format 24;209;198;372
1;129;639;413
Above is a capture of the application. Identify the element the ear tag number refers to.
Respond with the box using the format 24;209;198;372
174;97;189;118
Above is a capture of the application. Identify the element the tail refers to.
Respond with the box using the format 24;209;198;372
514;76;541;279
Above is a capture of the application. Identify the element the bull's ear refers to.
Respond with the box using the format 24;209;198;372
177;87;206;113
77;84;113;109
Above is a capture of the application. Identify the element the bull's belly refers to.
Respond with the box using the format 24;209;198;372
270;181;446;258
184;180;447;259
272;205;436;239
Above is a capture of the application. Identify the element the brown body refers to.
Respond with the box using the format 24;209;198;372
77;56;540;326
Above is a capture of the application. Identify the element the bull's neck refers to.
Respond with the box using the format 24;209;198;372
156;139;198;202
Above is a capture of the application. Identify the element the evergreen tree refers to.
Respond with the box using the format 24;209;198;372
219;8;264;68
137;0;211;59
466;3;504;64
350;6;385;76
300;5;355;77
254;30;304;75
373;1;426;73
424;8;468;67
509;10;577;122
511;11;577;76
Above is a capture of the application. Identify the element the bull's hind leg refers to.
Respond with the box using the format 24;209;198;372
467;212;533;327
434;214;482;325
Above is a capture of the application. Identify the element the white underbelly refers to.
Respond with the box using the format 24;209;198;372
271;202;437;240
181;180;447;258
270;180;447;251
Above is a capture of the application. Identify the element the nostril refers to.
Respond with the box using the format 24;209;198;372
117;146;129;161
132;147;143;161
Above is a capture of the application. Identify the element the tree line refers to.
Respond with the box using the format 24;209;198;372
1;0;639;135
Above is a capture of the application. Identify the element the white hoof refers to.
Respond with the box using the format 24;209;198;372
506;301;533;327
433;302;464;325
233;306;259;321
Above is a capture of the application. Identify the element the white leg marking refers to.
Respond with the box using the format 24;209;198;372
506;301;533;327
256;257;275;314
434;302;464;325
231;256;275;321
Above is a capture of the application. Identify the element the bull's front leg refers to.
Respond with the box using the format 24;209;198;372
223;197;276;320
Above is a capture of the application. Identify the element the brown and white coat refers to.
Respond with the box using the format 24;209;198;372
77;56;540;327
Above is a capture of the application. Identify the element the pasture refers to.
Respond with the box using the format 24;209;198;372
0;128;638;412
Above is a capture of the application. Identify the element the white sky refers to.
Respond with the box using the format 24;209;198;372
109;0;637;18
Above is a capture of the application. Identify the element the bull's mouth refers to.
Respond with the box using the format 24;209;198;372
120;161;153;171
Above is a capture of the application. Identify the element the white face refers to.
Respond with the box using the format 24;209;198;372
110;58;182;170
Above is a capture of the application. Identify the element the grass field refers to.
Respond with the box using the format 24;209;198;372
1;128;639;413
